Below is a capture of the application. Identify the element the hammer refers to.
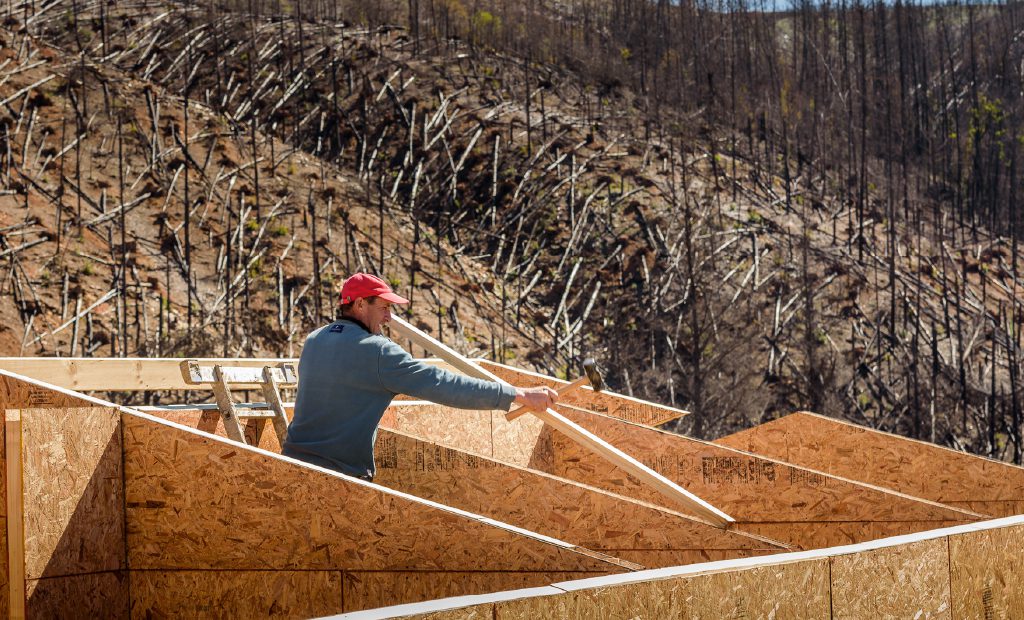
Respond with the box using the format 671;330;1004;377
506;358;604;421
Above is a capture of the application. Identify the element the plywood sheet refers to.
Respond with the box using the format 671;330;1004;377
121;412;621;574
344;571;591;613
384;403;495;458
540;410;977;549
26;571;129;618
373;429;783;566
147;408;283;452
718;411;1024;516
0;374;99;410
130;570;341;618
830;538;951;619
739;520;965;551
20;407;125;580
949;523;1024;618
493;559;830;619
479;361;687;427
491;409;547;467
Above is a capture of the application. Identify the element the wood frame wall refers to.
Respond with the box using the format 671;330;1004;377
384;403;982;549
349;515;1024;619
717;411;1024;516
142;403;784;569
0;370;631;616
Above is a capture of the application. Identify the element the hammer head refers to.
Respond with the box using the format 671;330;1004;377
582;357;604;392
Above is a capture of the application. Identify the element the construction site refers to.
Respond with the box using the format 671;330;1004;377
0;324;1021;618
2;0;1024;616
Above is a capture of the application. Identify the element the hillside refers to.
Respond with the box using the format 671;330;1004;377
2;0;1023;464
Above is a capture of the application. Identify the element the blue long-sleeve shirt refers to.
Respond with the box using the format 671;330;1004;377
282;318;516;478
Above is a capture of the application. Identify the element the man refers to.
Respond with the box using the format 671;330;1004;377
283;272;558;480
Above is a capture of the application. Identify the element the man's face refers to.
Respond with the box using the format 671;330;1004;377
355;297;394;334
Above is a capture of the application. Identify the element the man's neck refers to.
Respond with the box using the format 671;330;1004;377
340;315;374;334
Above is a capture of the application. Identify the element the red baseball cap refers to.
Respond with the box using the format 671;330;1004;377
339;273;409;305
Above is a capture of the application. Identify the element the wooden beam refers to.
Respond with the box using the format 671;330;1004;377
179;361;297;385
5;409;24;620
387;316;734;527
0;358;297;391
478;360;687;427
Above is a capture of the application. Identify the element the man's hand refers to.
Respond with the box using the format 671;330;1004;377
513;386;558;413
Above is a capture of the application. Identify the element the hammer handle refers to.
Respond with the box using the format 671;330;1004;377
506;375;590;421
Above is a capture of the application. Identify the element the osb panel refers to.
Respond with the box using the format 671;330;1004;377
372;429;783;565
718;411;1024;517
830;538;951;619
480;361;686;427
146;408;283;452
491;409;547;467
611;548;775;567
21;407;125;579
543;411;976;530
122;413;620;573
494;581;679;619
495;559;830;619
344;571;592;613
130;570;342;618
383;403;494;458
0;375;99;410
739;520;969;551
949;523;1024;618
25;571;129;618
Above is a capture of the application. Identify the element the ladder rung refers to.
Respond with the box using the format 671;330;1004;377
234;408;278;418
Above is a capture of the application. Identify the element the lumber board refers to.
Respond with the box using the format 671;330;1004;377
4;410;19;619
179;360;297;385
130;570;342;618
372;429;784;566
539;409;979;549
0;358;299;391
478;360;688;427
718;411;1024;516
387;316;733;527
829;538;951;619
20;407;125;580
26;571;129;618
345;571;595;614
949;522;1024;618
121;411;622;574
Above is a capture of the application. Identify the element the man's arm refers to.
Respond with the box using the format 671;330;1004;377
376;339;556;412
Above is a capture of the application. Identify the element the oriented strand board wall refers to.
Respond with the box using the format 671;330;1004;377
121;411;623;613
19;406;127;617
384;403;496;458
386;519;1024;619
491;559;832;619
830;538;951;618
372;429;784;567
538;409;978;549
717;411;1024;516
0;370;126;620
949;523;1024;617
478;361;687;427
